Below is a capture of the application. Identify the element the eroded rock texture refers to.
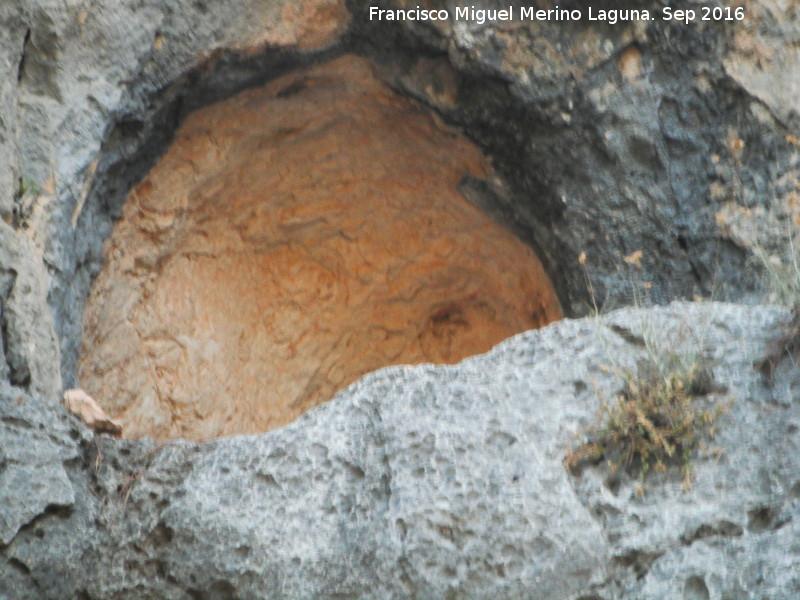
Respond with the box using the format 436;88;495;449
1;0;799;598
78;55;561;441
2;304;799;599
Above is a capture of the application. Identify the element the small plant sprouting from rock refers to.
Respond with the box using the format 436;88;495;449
566;353;728;492
15;176;41;200
572;251;730;492
10;175;42;229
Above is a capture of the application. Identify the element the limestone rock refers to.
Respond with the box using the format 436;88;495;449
1;303;799;599
0;0;796;400
1;0;799;598
723;0;800;127
62;388;121;435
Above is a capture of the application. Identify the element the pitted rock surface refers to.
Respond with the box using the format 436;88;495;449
2;0;799;597
2;304;798;599
78;55;562;441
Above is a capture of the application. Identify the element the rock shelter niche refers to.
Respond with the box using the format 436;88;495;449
78;55;562;441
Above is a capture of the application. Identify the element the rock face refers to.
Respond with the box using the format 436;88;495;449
78;55;561;441
2;303;799;599
1;0;799;597
0;0;796;397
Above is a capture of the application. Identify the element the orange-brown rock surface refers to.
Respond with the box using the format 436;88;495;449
78;55;562;441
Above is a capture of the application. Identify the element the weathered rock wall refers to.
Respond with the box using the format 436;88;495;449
2;303;798;598
0;0;799;597
0;0;356;402
1;0;798;400
350;0;800;306
78;55;561;440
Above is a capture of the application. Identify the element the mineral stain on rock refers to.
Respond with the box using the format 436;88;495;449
78;55;562;441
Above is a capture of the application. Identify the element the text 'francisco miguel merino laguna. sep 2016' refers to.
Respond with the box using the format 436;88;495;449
368;5;746;25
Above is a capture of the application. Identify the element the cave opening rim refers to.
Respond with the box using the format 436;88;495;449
58;39;577;441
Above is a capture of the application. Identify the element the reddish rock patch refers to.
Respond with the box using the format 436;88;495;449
79;55;562;441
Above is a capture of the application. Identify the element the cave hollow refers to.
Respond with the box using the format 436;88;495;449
78;55;562;441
